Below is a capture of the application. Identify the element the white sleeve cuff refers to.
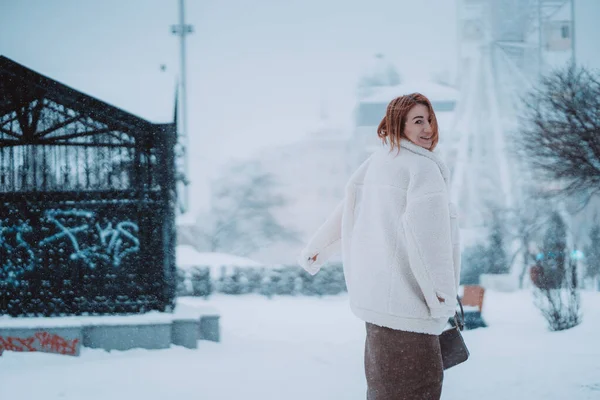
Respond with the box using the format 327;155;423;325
298;249;322;275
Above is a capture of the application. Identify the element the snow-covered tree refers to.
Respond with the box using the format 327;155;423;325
538;212;568;289
584;223;600;283
486;212;509;274
460;211;509;284
460;244;489;285
197;160;299;256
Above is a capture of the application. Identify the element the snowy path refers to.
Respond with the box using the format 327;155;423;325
1;291;599;399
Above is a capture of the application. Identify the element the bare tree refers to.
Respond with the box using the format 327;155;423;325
515;65;600;206
503;194;554;288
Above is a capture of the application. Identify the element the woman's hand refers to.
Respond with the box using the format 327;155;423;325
299;251;321;276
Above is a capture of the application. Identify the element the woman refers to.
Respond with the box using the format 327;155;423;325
299;93;461;400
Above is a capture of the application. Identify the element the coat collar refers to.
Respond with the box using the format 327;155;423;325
400;139;450;186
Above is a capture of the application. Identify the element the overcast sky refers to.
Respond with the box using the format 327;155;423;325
1;0;599;214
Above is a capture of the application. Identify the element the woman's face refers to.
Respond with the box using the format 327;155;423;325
403;104;433;149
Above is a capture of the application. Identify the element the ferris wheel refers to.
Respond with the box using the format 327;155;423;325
449;0;575;232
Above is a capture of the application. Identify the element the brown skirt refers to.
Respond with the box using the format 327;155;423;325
364;323;443;400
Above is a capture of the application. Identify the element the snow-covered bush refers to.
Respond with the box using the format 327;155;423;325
218;269;245;295
259;271;277;298
176;269;190;296
536;212;568;289
298;263;346;296
176;263;347;298
190;267;212;298
274;267;297;295
534;257;582;331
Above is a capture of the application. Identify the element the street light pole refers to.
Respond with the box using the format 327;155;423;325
571;0;576;66
171;0;193;213
538;0;543;78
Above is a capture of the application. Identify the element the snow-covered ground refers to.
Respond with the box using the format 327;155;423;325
1;290;599;400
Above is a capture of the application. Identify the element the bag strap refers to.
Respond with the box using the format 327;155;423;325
454;295;465;331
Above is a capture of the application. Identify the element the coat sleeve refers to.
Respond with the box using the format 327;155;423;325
401;163;457;318
299;156;372;273
298;200;344;273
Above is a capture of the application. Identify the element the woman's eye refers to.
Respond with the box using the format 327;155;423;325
415;120;422;124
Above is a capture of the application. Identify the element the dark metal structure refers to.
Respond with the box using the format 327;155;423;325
0;56;177;316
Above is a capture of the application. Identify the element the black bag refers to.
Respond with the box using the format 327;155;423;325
439;296;470;370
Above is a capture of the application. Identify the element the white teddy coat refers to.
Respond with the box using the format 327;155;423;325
299;140;461;335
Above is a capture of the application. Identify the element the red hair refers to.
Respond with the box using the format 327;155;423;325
376;93;439;152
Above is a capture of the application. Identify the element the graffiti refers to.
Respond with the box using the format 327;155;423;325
0;336;36;351
96;221;140;267
40;209;140;268
0;221;36;285
34;332;80;355
40;209;98;266
0;332;80;356
1;209;141;286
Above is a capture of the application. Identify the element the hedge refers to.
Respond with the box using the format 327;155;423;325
176;263;346;298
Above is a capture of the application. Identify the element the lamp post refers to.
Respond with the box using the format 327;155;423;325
171;0;194;213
